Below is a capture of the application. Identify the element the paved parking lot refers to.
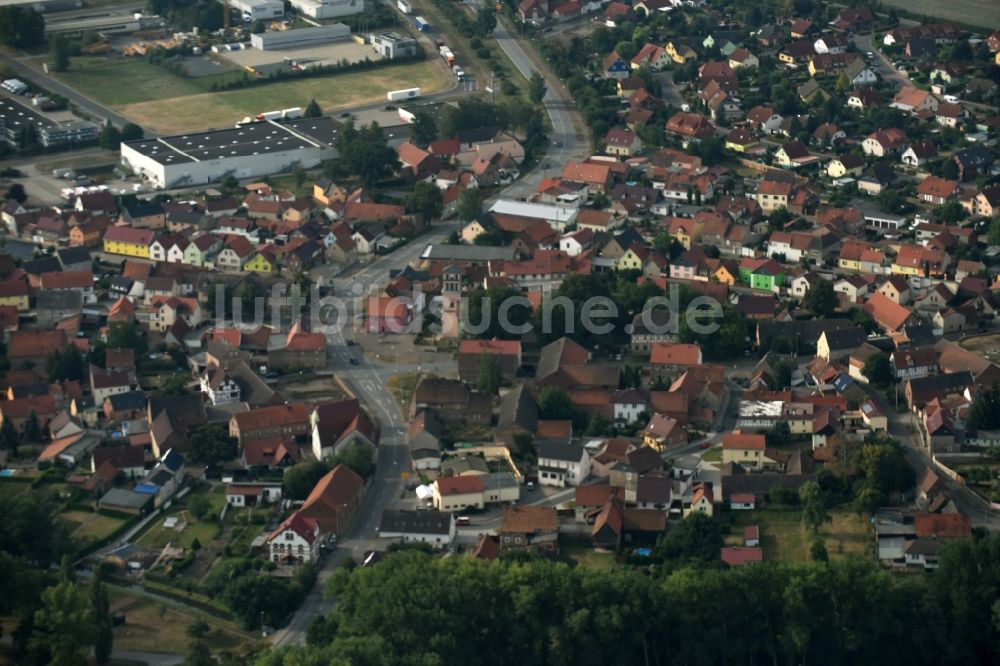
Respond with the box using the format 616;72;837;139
220;41;382;71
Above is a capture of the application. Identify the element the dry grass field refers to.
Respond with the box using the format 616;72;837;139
727;510;873;562
880;0;1000;29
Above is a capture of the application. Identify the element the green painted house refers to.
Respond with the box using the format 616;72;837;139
739;258;786;292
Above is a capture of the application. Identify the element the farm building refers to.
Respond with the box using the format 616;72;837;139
120;116;341;189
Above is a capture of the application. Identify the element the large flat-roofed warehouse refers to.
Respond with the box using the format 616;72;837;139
290;0;364;19
120;117;341;189
0;95;99;147
251;24;351;50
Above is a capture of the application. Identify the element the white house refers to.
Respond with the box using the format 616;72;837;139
267;511;321;564
613;388;648;423
148;237;170;262
225;483;282;507
310;399;375;462
166;240;187;264
558;229;593;257
730;492;756;510
378;509;455;549
200;367;241;405
537;441;591;487
351;228;383;255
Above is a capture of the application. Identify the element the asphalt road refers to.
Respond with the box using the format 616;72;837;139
272;13;590;644
852;33;913;90
476;4;587;199
864;383;999;530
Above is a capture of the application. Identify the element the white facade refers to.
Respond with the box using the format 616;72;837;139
227;0;284;20
201;373;241;405
251;24;351;50
614;399;647;423
290;0;363;18
122;141;333;190
538;447;591;487
226;484;282;507
268;524;320;563
149;239;168;262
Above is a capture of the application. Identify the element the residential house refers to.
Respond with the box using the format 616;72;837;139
953;145;994;182
497;506;558;553
379;510;455;549
916;177;960;205
310;398;375;461
229;403;311;445
665;112;715;140
604;128;643;157
103;226;154;258
827;154;865;178
297;464;365;536
901;141;938;167
537;441;591;487
267;512;321;564
862;129;908;157
433;476;485;511
864;291;916;333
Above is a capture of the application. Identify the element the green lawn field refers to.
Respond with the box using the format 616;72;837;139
56;57;240;107
56;56;451;134
136;510;221;550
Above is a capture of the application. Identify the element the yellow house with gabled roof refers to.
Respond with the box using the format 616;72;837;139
245;250;277;275
713;261;739;286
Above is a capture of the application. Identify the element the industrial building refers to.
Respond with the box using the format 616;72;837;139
371;32;419;59
120;116;342;189
223;0;284;21
289;0;364;19
44;14;146;36
0;95;98;147
2;0;82;12
250;24;351;50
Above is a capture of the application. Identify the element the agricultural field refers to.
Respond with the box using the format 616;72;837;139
55;55;451;134
727;510;873;562
880;0;1000;29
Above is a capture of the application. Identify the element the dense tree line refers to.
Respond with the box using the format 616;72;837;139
0;6;45;49
203;558;316;629
257;535;1000;666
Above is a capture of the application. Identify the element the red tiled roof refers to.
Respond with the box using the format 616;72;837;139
722;432;766;450
436;476;485;496
913;512;971;539
721;546;763;566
